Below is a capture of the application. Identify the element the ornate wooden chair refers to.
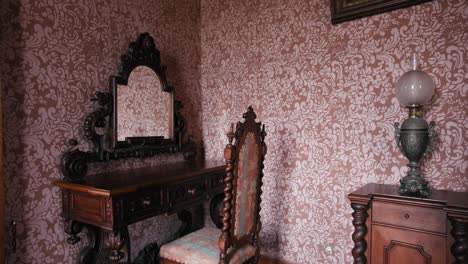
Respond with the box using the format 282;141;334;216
160;106;267;264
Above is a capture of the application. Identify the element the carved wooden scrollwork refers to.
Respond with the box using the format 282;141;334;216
85;92;113;153
118;33;165;85
61;149;89;181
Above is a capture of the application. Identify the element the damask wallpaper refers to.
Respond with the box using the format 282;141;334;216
0;0;202;263
199;0;467;263
0;0;466;263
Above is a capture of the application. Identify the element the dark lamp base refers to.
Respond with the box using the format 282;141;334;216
399;174;429;198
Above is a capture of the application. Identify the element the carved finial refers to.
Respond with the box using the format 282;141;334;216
141;33;156;51
119;33;162;80
227;123;235;144
243;106;257;122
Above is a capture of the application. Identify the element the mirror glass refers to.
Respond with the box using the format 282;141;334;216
116;66;172;142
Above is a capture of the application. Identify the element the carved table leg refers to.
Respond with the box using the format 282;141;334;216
177;205;204;237
65;220;83;245
63;220;102;264
350;202;370;264
99;227;130;264
65;223;130;264
210;194;224;229
79;225;103;264
448;215;468;264
133;243;160;264
177;210;193;237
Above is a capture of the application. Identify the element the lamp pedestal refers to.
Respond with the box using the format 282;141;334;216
394;106;435;198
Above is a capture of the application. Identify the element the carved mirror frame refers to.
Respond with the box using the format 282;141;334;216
111;33;175;149
61;33;192;181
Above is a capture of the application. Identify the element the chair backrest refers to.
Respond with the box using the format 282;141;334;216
219;107;267;263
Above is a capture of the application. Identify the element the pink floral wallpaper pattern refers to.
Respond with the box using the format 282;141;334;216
0;0;202;263
0;0;466;263
199;0;467;263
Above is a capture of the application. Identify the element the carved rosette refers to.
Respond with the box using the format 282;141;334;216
106;231;125;262
85;92;113;152
61;148;89;181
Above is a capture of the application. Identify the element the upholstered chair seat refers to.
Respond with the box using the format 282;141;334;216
159;227;256;264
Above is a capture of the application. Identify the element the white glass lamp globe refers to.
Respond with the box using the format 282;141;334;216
396;56;435;107
396;70;435;106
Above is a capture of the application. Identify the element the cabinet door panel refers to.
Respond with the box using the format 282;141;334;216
371;225;446;264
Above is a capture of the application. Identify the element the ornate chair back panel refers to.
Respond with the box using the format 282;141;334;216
232;131;260;241
219;107;266;264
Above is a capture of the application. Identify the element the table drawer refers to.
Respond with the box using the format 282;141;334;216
167;179;206;207
210;172;225;189
372;201;446;234
125;189;162;222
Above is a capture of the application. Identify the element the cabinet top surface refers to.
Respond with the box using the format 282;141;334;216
54;160;226;196
348;183;468;210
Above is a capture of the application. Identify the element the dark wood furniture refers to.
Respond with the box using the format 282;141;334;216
160;107;267;264
348;183;468;264
61;32;194;183
330;0;432;25
54;160;226;264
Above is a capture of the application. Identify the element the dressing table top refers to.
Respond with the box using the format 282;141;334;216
54;160;226;196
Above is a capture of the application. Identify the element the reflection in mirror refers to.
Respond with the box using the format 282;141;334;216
117;66;172;142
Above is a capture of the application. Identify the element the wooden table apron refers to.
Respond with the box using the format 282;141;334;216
54;160;226;264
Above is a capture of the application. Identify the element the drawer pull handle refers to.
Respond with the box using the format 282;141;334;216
404;213;410;219
187;188;196;195
142;199;151;206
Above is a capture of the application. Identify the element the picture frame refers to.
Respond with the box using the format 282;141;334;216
330;0;432;25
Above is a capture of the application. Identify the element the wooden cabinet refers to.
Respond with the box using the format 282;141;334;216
348;184;468;264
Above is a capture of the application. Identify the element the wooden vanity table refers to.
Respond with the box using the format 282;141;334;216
54;33;226;264
55;160;226;263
